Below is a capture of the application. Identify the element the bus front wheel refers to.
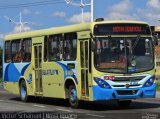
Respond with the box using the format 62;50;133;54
20;80;28;102
68;85;79;108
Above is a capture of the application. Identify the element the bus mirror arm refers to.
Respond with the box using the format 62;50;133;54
90;33;96;51
91;40;96;51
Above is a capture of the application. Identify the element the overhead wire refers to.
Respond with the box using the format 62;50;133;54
0;0;69;9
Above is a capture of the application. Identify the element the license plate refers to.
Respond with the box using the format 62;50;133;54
130;79;138;85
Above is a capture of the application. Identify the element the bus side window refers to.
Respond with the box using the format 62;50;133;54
64;33;77;60
22;38;32;62
11;40;21;62
48;34;63;61
5;41;11;63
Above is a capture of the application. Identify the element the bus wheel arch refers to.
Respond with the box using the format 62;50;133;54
65;79;79;108
19;78;28;102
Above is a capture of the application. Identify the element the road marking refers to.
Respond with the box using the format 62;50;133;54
33;104;46;108
57;109;73;112
86;114;105;118
0;100;25;105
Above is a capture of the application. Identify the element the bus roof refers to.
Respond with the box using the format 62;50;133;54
4;20;149;41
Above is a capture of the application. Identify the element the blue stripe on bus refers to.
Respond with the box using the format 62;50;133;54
4;64;10;81
56;62;78;84
21;63;30;75
4;63;30;82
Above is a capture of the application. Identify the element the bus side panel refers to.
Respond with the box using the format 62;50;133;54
42;62;66;98
23;63;34;96
3;63;32;95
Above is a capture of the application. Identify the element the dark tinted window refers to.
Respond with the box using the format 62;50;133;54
11;40;21;62
22;38;32;62
44;34;63;61
5;41;11;63
64;33;77;60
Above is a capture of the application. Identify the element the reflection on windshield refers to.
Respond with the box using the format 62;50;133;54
94;37;154;73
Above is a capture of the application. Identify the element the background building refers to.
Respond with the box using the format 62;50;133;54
151;26;160;78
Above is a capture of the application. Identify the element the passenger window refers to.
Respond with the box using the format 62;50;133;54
64;33;77;60
22;38;32;62
5;41;11;63
48;34;63;61
11;40;21;62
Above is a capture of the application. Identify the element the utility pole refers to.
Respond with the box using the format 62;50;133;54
4;12;28;33
65;0;94;22
91;0;93;22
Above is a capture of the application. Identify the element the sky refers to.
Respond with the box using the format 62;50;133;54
0;0;160;46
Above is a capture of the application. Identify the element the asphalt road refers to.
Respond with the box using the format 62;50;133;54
0;85;160;119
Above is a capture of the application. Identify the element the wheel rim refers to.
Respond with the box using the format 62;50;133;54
21;85;26;99
70;88;77;103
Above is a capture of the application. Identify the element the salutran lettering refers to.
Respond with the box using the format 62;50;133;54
42;69;58;75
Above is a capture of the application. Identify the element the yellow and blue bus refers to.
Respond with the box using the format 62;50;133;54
3;20;156;108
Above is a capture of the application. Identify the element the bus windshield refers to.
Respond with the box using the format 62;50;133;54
94;37;154;73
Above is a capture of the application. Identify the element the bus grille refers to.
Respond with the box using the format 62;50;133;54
112;84;141;88
116;90;138;95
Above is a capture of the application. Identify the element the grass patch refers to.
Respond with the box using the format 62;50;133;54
156;82;160;91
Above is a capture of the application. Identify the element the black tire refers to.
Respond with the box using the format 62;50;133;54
20;80;28;102
68;85;79;108
117;100;132;107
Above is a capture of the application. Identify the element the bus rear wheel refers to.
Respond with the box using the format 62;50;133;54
20;80;28;102
68;85;79;108
117;100;132;107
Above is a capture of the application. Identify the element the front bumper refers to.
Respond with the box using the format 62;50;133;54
92;83;156;101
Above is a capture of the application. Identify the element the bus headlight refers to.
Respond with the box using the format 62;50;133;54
94;77;111;89
143;77;155;87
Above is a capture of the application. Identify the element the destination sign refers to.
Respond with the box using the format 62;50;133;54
94;23;151;35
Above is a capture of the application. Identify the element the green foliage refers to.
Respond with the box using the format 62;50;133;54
156;82;160;91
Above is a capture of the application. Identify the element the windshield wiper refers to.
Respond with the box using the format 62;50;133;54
132;35;140;52
128;35;141;69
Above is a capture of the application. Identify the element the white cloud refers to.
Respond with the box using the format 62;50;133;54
108;0;132;14
68;12;91;23
105;0;136;20
12;25;32;33
22;9;31;15
147;0;160;10
22;8;40;15
51;11;66;18
136;0;160;25
104;0;160;25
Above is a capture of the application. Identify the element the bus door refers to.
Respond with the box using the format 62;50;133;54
80;40;91;99
33;44;43;95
